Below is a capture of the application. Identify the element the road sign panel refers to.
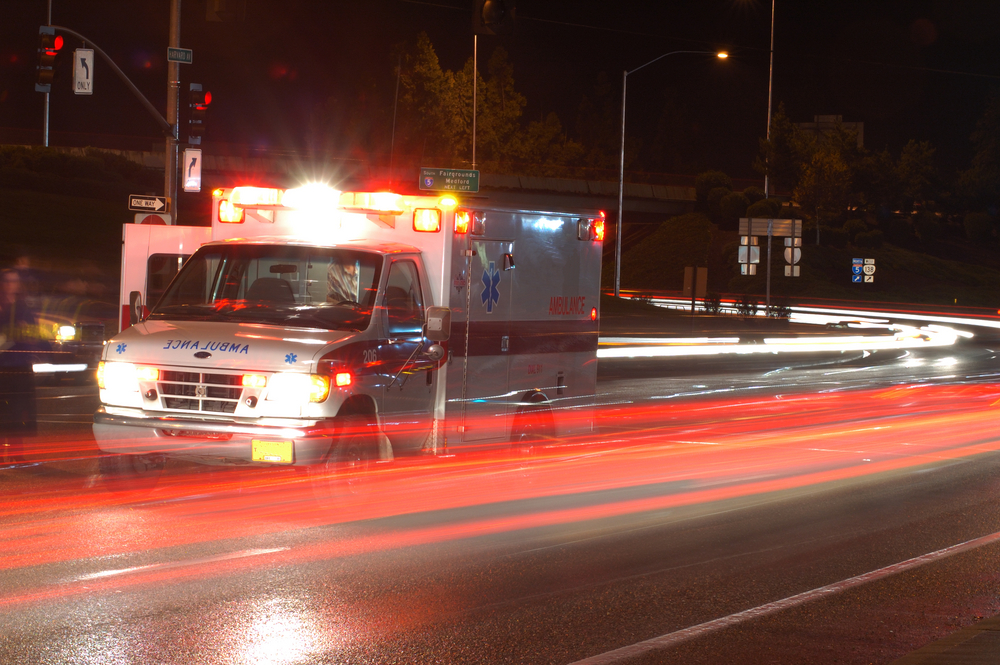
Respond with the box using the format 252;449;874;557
134;213;171;225
739;218;802;237
73;49;93;95
852;274;862;283
852;265;862;275
419;167;480;193
862;264;876;275
738;246;760;264
129;195;167;212
864;275;874;283
182;148;202;192
167;47;193;64
864;258;875;265
783;247;802;264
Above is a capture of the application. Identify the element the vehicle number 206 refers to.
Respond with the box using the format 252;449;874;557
363;348;378;364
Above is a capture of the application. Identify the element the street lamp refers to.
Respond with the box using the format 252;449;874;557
614;50;728;298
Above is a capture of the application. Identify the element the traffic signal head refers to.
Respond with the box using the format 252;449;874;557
187;83;211;144
35;26;64;93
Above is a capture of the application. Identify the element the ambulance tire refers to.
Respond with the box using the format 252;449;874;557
310;417;377;504
510;400;554;455
97;453;165;498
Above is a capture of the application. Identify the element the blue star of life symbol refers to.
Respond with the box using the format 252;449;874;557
285;353;297;364
115;343;126;354
481;261;501;313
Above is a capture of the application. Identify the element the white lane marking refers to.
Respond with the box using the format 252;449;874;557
71;548;287;582
568;529;1000;665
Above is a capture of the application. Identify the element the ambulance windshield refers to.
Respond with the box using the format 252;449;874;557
149;244;383;331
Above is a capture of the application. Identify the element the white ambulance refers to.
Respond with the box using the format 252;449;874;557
94;184;604;471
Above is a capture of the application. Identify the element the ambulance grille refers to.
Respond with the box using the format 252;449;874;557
159;370;242;414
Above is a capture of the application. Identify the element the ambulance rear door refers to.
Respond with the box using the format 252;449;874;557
459;237;515;442
120;223;211;331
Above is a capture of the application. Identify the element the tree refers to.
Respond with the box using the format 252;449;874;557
794;146;852;243
395;34;581;175
896;140;936;211
958;92;1000;210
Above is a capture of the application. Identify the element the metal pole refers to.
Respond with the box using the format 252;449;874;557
472;35;477;170
389;54;401;186
43;0;51;147
764;0;775;198
615;51;716;299
766;218;772;311
615;69;627;298
165;0;181;224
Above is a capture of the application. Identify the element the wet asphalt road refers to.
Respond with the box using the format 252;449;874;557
3;338;1000;664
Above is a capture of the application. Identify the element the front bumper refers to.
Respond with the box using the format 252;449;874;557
92;407;337;465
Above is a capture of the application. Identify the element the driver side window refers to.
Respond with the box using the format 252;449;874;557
384;260;424;337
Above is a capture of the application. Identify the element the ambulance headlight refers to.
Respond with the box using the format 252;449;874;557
266;373;331;404
98;362;139;392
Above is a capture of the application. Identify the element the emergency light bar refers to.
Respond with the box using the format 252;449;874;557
339;191;404;214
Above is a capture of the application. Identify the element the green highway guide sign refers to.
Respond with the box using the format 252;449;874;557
419;168;480;193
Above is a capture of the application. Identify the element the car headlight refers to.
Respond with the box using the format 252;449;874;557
98;361;139;392
55;324;77;342
266;373;330;404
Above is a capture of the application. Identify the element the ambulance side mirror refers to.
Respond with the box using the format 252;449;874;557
424;306;451;343
129;291;144;325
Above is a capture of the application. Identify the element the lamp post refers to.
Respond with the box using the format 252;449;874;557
615;50;728;298
764;0;775;199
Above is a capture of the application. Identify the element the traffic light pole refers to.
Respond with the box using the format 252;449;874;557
165;0;181;224
43;0;51;147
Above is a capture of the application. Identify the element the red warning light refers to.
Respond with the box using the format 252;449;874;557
53;35;64;51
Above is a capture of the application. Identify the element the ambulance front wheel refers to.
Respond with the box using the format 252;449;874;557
310;417;378;504
97;453;165;498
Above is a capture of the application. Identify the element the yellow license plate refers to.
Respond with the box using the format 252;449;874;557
251;439;293;464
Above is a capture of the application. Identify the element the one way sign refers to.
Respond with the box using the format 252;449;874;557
128;195;167;212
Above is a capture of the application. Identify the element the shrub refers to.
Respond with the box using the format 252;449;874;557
964;212;995;243
707;186;731;222
743;186;765;204
842;218;867;242
735;294;759;318
695;170;732;204
821;226;849;248
766;297;791;319
854;229;884;248
746;198;782;219
914;211;942;243
719;191;750;229
704;292;722;314
881;216;914;245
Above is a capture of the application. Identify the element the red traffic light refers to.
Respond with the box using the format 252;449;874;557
52;35;64;50
204;91;212;105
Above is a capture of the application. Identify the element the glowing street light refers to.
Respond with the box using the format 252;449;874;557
614;50;729;298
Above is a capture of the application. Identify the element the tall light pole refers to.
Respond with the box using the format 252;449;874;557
764;0;775;198
615;50;728;298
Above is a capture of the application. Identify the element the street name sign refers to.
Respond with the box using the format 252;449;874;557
167;47;193;64
419;167;480;193
129;195;167;212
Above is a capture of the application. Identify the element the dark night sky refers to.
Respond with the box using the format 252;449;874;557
2;0;999;180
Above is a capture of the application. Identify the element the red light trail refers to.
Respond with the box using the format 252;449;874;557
2;383;999;609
